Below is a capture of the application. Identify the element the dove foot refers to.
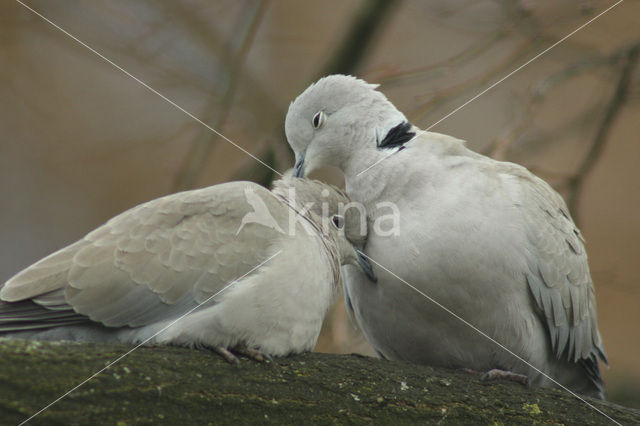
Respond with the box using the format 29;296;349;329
461;368;529;385
232;344;273;363
197;342;271;364
481;369;529;385
211;346;241;364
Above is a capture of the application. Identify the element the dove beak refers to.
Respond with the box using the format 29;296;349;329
293;154;306;178
356;249;377;283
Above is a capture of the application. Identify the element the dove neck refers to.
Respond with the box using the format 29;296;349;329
343;149;413;209
343;132;461;211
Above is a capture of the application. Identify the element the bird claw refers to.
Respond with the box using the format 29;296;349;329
210;346;241;364
199;342;271;364
233;344;272;363
480;368;529;386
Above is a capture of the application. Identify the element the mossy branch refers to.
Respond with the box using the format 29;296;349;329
1;339;638;425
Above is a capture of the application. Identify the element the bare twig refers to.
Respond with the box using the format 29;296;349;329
533;55;610;100
408;39;538;124
320;0;400;77
486;105;532;161
173;0;270;191
378;29;509;88
159;1;280;115
499;102;605;170
567;43;640;223
486;54;609;161
230;143;278;188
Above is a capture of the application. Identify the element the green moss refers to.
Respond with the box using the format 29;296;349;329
0;339;635;425
522;402;542;415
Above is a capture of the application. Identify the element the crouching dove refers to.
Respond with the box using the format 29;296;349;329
286;74;608;398
0;176;375;363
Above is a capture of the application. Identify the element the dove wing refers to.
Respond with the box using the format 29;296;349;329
508;166;607;385
0;182;287;329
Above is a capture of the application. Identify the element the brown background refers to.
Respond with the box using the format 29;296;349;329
1;0;638;407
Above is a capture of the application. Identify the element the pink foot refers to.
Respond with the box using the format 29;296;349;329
199;342;272;364
481;369;529;385
211;346;241;364
233;344;273;363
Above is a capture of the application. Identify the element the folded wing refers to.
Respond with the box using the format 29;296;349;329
0;182;285;330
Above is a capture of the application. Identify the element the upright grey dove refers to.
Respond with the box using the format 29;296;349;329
285;74;607;398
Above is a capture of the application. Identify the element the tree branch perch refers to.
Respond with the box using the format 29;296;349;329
1;339;638;424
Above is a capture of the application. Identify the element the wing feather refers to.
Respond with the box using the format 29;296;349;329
0;241;88;301
0;182;287;330
510;168;607;368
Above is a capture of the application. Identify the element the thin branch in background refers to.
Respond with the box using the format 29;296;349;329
485;97;533;161
377;29;509;88
532;55;610;99
173;0;270;191
486;53;610;161
159;1;280;115
407;39;538;124
567;43;640;224
320;0;399;77
230;144;278;188
503;103;606;183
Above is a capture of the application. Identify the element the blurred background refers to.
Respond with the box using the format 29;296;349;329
1;0;638;407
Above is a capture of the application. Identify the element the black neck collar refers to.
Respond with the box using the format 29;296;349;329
376;121;415;150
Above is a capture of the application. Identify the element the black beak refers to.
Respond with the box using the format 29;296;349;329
356;249;377;283
293;155;305;178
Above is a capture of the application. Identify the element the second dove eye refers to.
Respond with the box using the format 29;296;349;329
312;111;326;129
331;214;344;229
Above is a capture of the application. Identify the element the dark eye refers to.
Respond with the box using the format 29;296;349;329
331;214;344;230
312;111;326;129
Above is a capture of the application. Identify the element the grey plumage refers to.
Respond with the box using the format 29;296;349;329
285;74;608;398
0;176;371;361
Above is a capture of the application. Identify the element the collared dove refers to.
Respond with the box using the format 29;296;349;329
285;74;608;399
0;176;375;362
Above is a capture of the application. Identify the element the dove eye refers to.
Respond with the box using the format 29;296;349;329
312;111;326;129
331;214;344;230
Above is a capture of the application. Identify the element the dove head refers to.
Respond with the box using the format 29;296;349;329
272;176;376;282
285;74;410;179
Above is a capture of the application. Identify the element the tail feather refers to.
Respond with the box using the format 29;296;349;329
0;299;89;333
579;353;606;399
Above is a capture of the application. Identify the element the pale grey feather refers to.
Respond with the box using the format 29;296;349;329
0;177;370;359
513;167;607;364
1;183;278;330
285;74;608;399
